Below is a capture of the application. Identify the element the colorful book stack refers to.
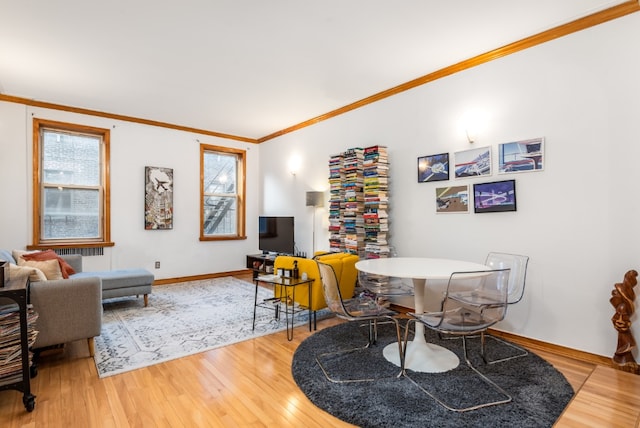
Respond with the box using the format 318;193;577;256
327;146;389;257
363;146;390;259
341;148;364;255
0;304;38;384
328;153;344;253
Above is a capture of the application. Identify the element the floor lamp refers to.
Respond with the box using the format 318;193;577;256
306;191;324;256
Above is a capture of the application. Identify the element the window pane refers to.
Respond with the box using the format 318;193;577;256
203;196;237;235
43;188;100;239
204;152;236;194
42;130;100;186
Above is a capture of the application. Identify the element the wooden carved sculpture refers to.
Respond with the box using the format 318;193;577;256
610;269;639;374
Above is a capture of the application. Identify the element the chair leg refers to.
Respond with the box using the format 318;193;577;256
480;331;528;364
437;331;528;364
458;335;512;410
402;319;512;412
316;345;380;383
317;316;404;383
392;317;405;378
368;319;378;345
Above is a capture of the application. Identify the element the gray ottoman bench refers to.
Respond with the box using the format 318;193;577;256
72;269;154;306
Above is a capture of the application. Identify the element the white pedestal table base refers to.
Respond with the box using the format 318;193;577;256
383;335;459;373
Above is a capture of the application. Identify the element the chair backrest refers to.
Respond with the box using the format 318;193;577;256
315;252;359;297
484;252;529;305
317;261;349;317
437;268;511;333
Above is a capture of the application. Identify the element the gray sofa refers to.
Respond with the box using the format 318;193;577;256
0;251;102;356
1;249;155;356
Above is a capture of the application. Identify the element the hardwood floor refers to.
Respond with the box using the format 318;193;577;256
1;284;640;427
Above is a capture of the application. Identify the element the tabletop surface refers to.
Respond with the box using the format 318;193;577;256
255;274;314;286
355;257;488;279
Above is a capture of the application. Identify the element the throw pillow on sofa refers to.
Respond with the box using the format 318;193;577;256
9;263;47;282
20;249;76;278
17;258;63;280
9;262;48;282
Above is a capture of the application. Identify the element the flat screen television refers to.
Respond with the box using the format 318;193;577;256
259;216;295;255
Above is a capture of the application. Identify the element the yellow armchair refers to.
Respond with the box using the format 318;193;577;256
273;253;359;312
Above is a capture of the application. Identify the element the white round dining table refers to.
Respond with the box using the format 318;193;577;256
355;257;489;373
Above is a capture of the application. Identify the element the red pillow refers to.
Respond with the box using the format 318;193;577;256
21;250;76;279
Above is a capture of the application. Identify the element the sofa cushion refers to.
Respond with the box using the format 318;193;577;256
9;263;47;282
71;269;154;291
314;252;347;261
21;249;76;278
0;249;16;265
17;258;62;281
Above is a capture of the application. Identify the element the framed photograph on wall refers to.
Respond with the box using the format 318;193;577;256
418;153;449;182
145;166;174;229
498;137;545;174
473;179;517;213
454;146;492;178
435;185;469;213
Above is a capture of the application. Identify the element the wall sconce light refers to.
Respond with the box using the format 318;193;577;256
465;129;475;144
288;155;301;176
458;109;488;145
306;191;324;254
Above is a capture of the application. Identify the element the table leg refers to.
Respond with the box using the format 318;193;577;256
285;283;294;341
308;281;313;331
252;280;258;331
383;277;459;373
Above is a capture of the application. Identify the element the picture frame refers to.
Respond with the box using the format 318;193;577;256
498;137;545;174
418;153;449;182
454;146;492;178
145;166;174;230
435;185;469;213
473;179;517;213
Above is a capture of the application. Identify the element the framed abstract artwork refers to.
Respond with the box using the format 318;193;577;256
454;146;492;178
498;137;545;174
418;153;449;182
435;185;469;213
145;166;174;229
473;179;517;213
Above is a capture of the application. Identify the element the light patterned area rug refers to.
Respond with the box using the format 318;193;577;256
94;276;317;378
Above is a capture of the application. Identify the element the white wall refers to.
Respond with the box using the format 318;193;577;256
0;103;261;277
259;13;640;358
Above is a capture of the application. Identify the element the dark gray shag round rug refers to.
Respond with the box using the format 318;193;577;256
292;321;574;428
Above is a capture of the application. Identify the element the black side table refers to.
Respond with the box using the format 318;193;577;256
252;274;314;340
0;275;36;412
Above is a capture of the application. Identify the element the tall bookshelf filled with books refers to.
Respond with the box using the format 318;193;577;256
363;146;390;258
327;145;390;258
328;152;344;253
342;148;364;255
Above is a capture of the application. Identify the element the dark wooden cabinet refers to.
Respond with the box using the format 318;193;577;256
246;254;276;278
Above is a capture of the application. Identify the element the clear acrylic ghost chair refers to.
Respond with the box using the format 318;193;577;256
403;268;512;412
358;271;413;304
316;261;404;383
357;247;413;307
448;252;529;363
